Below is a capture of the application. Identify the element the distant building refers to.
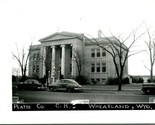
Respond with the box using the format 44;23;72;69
28;31;128;84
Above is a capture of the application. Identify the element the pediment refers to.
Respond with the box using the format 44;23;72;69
39;32;83;42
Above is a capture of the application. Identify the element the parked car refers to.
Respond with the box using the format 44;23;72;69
142;82;155;94
48;79;82;92
17;79;45;90
13;96;24;103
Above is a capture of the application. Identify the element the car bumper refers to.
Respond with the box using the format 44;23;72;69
37;86;46;90
74;87;82;91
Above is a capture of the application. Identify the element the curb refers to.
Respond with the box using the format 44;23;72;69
82;88;142;95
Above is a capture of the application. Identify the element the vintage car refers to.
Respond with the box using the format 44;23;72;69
17;79;45;90
142;82;155;94
13;96;24;103
48;79;82;92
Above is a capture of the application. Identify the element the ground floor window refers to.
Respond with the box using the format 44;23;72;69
102;78;106;83
32;65;39;73
96;78;100;83
90;78;106;84
91;78;95;84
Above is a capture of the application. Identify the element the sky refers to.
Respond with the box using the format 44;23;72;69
1;0;155;76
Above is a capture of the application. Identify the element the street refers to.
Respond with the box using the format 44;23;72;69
16;89;155;103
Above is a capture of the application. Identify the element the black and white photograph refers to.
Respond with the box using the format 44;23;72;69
1;0;155;124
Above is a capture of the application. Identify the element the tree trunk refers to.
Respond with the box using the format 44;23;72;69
118;77;122;91
21;75;26;82
150;65;153;82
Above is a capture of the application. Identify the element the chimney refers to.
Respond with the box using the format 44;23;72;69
98;30;102;38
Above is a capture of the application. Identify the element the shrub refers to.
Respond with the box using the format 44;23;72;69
106;77;119;85
39;77;46;85
147;79;155;83
12;75;17;82
106;77;129;85
75;75;89;85
139;77;144;83
131;76;144;83
122;77;129;84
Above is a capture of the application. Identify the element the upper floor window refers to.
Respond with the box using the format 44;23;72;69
33;54;36;60
96;49;100;57
70;64;72;72
91;49;95;57
102;50;106;57
96;63;100;72
33;53;40;61
36;65;39;73
102;63;106;72
70;47;72;58
33;65;36;73
36;53;40;60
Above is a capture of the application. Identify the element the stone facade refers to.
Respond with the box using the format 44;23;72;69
28;31;128;84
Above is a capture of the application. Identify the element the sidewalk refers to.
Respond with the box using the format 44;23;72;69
82;84;142;95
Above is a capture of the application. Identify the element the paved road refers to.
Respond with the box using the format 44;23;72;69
16;90;155;103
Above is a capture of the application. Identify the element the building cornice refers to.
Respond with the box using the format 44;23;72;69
39;31;85;43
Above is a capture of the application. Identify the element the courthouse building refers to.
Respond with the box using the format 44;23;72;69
28;31;128;84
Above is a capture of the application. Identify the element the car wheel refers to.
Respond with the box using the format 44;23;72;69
47;87;51;92
17;87;23;91
146;89;150;94
51;88;56;92
143;90;149;94
67;88;71;92
144;90;147;94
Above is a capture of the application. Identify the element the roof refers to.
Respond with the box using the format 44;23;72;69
39;31;85;42
38;31;127;50
85;36;127;50
29;44;41;50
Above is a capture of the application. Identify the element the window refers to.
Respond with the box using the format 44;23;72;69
96;63;100;72
60;49;62;58
70;48;72;58
70;64;72;72
96;78;100;83
96;49;100;57
91;63;95;72
102;63;106;72
91;49;95;57
36;53;40;60
33;54;36;60
102;50;106;57
36;65;39;73
33;66;36;73
91;79;95;84
102;78;106;83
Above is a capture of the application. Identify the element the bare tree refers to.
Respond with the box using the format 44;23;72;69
86;29;144;91
72;48;83;77
12;41;33;81
144;25;155;82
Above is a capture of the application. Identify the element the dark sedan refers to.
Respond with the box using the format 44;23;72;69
48;79;82;92
17;79;45;90
142;82;155;94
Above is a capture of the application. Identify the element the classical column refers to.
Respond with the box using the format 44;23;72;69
71;44;74;77
42;46;46;77
61;45;65;78
51;46;56;79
